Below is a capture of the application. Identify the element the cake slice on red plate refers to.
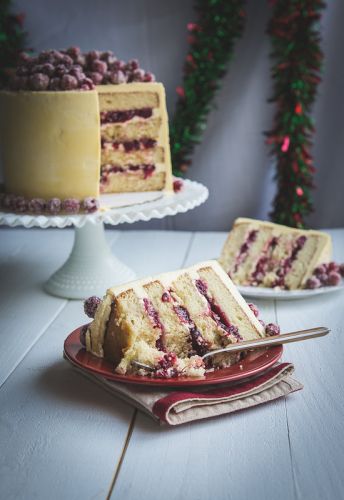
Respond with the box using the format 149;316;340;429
82;260;277;379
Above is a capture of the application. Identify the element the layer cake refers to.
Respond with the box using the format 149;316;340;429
0;48;172;215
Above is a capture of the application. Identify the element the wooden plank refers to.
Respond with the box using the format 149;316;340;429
0;228;120;388
0;300;133;500
111;232;296;500
0;229;193;500
277;229;344;500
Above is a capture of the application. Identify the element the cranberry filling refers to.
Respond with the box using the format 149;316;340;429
100;108;153;124
101;138;157;151
100;164;156;184
173;305;209;356
143;298;165;351
233;230;258;273
273;235;307;288
195;279;242;341
250;236;278;285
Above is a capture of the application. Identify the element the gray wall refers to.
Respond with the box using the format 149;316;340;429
9;0;344;230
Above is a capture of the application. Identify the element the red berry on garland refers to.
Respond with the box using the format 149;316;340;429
176;86;185;98
295;103;302;114
281;136;290;152
296;187;303;196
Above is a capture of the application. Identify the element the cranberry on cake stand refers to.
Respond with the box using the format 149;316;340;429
0;180;208;299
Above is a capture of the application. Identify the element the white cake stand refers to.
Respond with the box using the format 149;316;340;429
0;179;208;299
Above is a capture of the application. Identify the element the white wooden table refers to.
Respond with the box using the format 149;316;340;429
0;227;343;500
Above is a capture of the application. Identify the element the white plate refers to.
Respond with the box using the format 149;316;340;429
237;283;344;300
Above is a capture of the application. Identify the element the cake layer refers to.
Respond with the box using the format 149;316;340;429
97;84;160;111
219;218;332;289
85;261;265;377
0;90;100;199
101;118;161;141
101;145;164;166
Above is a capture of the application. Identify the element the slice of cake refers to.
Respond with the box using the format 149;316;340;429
219;218;332;290
83;260;266;378
98;83;172;193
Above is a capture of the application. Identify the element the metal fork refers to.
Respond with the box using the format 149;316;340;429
131;326;330;372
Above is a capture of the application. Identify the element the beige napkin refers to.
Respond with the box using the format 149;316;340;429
66;356;302;425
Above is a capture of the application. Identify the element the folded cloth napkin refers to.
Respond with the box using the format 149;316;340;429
66;356;302;425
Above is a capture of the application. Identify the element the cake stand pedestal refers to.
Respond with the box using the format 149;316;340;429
0;180;208;299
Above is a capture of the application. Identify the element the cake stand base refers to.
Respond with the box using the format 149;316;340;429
44;221;136;299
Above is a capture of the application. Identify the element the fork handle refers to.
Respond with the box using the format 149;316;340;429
201;326;330;360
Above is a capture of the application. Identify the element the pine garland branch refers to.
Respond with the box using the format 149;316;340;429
170;0;246;175
266;0;326;228
0;0;27;88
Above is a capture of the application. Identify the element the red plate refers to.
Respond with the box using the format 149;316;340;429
64;326;283;387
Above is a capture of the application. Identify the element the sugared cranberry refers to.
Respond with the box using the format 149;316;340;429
305;276;321;289
84;296;101;318
67;46;81;59
248;303;260;317
132;68;145;81
259;319;266;327
47;198;62;214
91;59;107;74
80;77;95;90
173;180;183;193
327;262;340;273
109;70;127;84
87;50;101;61
15;196;28;213
60;74;78;90
88;72;103;85
126;59;139;71
54;64;68;77
314;264;327;277
161;292;170;302
327;271;341;286
61;55;74;67
265;323;280;336
28;198;46;213
29;73;50;90
82;197;99;213
143;72;155;82
62;198;80;214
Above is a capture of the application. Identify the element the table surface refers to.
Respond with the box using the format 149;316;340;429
0;227;343;500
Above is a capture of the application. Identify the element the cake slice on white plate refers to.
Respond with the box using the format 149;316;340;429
219;218;335;290
82;260;276;378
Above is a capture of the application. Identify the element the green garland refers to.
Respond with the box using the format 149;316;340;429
266;0;325;228
170;0;246;175
0;0;27;88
